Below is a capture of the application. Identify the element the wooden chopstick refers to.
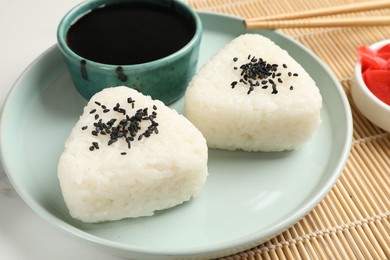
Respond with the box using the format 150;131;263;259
244;0;390;29
245;16;390;29
245;0;390;22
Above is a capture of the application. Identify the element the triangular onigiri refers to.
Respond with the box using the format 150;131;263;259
58;87;208;223
185;34;322;152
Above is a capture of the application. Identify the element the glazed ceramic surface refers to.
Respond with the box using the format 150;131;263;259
57;0;202;104
0;12;352;259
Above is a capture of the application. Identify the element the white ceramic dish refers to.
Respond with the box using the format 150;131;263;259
351;39;390;132
0;12;352;259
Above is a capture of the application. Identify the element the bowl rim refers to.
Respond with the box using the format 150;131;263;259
56;0;203;69
354;39;390;112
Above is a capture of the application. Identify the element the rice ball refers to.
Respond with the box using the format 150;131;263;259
58;86;208;223
185;34;322;152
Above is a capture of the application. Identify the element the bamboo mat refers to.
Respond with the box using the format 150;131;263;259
187;0;390;259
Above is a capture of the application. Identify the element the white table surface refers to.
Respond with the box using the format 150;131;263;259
0;0;126;259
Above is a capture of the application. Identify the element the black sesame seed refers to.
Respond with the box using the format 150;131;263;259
108;139;117;145
92;142;99;149
271;84;278;94
247;86;254;94
290;86;294;90
120;118;128;124
234;67;238;70
95;101;101;106
288;72;292;77
233;57;238;62
107;118;117;125
126;139;131;149
87;87;155;152
121;152;127;155
230;56;293;94
81;126;88;130
127;98;135;108
90;109;96;114
293;73;299;77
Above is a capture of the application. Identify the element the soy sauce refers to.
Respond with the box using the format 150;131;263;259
66;2;195;65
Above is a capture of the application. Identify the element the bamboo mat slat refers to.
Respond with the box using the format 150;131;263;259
187;0;390;259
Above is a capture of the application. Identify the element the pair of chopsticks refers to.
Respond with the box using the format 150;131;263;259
244;0;390;29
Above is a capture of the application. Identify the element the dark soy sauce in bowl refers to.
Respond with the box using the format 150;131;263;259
66;2;196;65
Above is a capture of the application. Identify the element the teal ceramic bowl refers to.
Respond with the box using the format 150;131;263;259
57;0;202;104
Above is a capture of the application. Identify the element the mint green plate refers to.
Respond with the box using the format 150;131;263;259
0;12;352;259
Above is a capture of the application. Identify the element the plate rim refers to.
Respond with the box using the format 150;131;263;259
0;10;353;258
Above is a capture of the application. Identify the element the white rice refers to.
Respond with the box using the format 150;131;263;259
58;86;208;223
185;34;322;152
